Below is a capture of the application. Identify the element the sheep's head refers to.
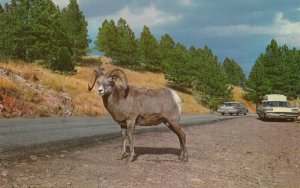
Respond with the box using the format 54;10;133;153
88;68;128;98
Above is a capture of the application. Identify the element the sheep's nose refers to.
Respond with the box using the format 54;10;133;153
98;88;103;93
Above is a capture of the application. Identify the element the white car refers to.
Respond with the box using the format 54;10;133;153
217;102;248;116
256;94;298;121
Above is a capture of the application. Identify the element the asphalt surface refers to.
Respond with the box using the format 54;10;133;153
0;115;244;160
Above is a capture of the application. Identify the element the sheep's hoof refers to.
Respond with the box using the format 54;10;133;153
128;153;136;162
179;153;188;162
118;152;129;160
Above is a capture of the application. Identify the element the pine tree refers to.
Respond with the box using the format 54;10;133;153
164;42;193;89
137;25;161;71
114;18;137;66
0;0;20;58
61;0;89;61
24;0;61;61
222;57;246;86
95;19;109;54
95;19;119;60
246;57;271;106
159;34;175;68
286;48;300;97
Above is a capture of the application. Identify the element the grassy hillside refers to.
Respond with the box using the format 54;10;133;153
0;57;214;118
232;87;256;113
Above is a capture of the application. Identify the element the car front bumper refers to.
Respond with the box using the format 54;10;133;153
265;112;298;120
217;109;239;114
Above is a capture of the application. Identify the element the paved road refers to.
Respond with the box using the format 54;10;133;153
0;115;245;159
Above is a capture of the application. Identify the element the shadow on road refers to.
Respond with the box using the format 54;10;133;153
256;118;296;122
127;146;180;160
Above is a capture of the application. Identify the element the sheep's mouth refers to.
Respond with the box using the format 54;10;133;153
98;91;105;96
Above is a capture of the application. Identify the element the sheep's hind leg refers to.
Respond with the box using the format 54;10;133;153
166;121;188;162
118;127;129;159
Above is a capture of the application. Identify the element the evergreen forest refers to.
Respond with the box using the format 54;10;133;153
0;0;89;72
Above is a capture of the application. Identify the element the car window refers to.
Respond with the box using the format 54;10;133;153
224;103;243;107
279;102;289;107
265;101;290;107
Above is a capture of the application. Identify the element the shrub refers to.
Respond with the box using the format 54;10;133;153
49;47;75;73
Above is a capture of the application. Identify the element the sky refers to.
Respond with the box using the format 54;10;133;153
1;0;300;76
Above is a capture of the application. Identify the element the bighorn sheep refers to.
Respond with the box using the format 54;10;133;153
88;67;188;162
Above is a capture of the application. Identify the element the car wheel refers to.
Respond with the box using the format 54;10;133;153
258;114;262;120
221;113;224;116
244;113;247;115
237;113;239;116
229;113;232;116
262;113;267;121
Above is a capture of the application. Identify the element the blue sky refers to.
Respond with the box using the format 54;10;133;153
1;0;300;76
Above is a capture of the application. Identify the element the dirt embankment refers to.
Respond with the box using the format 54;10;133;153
1;117;299;187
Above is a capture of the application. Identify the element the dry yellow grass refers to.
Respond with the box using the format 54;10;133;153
0;60;39;80
0;76;17;92
178;92;210;114
290;99;300;108
232;86;256;112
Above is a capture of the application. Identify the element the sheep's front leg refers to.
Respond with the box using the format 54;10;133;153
127;114;137;162
119;127;129;159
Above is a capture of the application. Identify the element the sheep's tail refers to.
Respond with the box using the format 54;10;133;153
170;89;182;115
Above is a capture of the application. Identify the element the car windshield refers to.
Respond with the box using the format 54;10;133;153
224;103;238;107
264;101;290;107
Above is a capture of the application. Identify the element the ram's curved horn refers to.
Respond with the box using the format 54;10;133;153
88;66;104;91
109;69;128;97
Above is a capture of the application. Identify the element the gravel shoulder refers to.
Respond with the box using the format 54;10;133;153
1;117;300;187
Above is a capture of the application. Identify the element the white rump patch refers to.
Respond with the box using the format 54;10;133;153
170;89;182;114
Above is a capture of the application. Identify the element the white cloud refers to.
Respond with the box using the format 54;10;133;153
87;4;182;37
202;12;300;47
52;0;69;8
178;0;193;6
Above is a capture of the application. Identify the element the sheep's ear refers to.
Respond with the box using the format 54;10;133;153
109;69;128;88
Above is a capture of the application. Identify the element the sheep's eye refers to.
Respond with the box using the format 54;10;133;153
108;77;113;83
